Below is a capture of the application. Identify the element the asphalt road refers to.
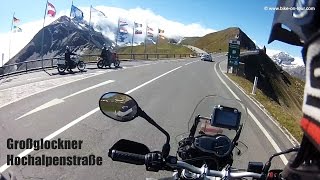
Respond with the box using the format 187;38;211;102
0;55;296;179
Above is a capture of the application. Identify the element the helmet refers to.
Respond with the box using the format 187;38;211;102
268;0;320;46
268;1;320;179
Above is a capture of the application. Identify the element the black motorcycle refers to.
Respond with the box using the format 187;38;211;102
57;56;86;74
97;52;120;69
99;92;299;180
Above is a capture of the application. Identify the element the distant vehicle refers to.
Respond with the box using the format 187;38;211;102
201;54;213;62
189;54;197;58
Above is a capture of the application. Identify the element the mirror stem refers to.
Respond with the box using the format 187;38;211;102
138;107;171;157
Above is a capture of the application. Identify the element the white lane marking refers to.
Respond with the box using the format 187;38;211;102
62;80;115;100
214;63;240;100
0;65;182;173
126;66;182;94
218;61;299;146
16;99;64;120
185;61;198;66
248;110;288;164
213;62;288;165
15;80;115;120
0;107;99;173
0;63;158;109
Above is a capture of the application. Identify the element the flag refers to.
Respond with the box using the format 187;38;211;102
13;17;20;24
12;25;22;33
118;33;127;42
147;37;156;44
135;29;142;34
158;29;164;33
147;32;153;37
147;26;153;31
119;26;128;33
47;2;56;17
134;22;142;28
91;6;106;17
70;5;84;20
119;20;128;26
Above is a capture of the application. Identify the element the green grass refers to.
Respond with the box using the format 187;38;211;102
181;27;256;53
227;74;303;141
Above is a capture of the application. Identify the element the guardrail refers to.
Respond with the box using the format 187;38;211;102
0;53;203;77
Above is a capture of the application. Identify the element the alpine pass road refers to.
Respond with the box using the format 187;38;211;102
0;55;295;179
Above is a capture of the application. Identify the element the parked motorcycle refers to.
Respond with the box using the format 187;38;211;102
99;92;299;180
97;53;120;69
57;56;86;74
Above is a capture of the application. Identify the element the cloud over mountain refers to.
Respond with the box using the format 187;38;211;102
0;6;216;64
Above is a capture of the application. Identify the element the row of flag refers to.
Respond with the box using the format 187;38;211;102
10;2;166;46
116;19;165;45
11;1;57;33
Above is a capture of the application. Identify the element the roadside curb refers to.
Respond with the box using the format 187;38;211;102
218;61;300;146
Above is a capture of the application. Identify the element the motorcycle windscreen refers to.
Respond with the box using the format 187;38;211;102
175;95;248;151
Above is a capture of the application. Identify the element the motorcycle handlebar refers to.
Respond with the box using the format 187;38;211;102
109;150;145;165
109;150;262;179
172;161;262;179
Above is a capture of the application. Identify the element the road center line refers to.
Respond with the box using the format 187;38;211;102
213;62;288;165
184;61;198;66
62;80;115;100
15;80;115;120
0;65;182;173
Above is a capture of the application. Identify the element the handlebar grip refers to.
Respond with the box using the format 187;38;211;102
109;150;146;165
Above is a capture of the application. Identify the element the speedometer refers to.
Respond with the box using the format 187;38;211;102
194;135;231;157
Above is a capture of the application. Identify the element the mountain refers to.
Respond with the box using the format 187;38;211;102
180;27;256;52
239;51;304;118
1;16;112;75
269;52;305;80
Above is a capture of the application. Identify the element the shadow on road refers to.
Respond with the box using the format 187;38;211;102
51;70;88;76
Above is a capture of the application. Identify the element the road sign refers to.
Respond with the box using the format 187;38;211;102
228;40;240;68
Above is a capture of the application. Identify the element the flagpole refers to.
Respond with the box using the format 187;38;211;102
156;28;159;54
8;12;15;61
144;23;147;59
115;18;120;48
41;0;48;69
70;1;73;17
89;5;92;48
131;22;135;59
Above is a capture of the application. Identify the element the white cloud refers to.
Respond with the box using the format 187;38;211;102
266;48;282;57
0;6;216;66
292;56;305;66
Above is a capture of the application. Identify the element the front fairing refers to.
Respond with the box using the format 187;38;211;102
175;95;248;168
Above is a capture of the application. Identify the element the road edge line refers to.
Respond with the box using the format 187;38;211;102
218;61;299;146
214;62;288;165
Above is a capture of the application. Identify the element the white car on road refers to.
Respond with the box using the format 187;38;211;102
201;54;213;62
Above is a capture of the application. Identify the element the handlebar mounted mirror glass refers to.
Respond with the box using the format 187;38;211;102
99;92;139;122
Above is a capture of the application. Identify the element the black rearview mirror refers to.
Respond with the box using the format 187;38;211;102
99;92;139;122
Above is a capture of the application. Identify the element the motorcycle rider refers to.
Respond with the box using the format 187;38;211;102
64;46;76;72
100;44;112;66
268;0;320;179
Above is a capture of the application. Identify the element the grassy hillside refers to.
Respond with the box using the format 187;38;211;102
117;42;193;59
229;52;304;141
181;27;256;53
180;37;201;45
118;43;193;54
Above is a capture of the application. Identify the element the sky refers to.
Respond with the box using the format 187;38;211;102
0;0;304;64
